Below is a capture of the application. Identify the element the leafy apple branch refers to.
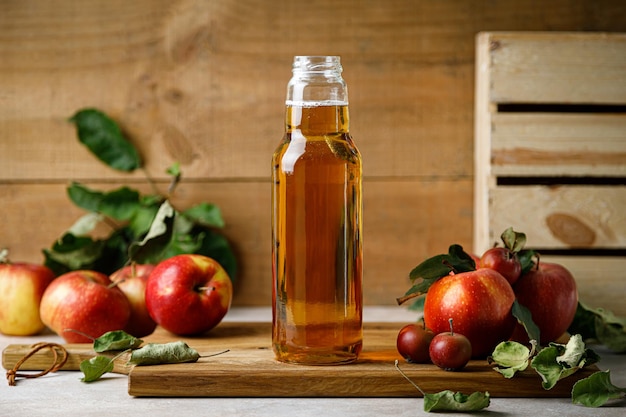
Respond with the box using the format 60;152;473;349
43;108;237;281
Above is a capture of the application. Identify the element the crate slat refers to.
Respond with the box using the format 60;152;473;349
491;113;626;177
490;185;626;249
486;32;626;104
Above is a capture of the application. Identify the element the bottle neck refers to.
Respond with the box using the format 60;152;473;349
285;56;349;134
286;104;349;135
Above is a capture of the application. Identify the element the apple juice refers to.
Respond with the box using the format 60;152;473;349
272;74;363;364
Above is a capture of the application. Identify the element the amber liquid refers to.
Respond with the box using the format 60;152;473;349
271;104;363;365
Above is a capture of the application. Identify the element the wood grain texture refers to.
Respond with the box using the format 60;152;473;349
2;1;626;308
489;186;626;249
1;323;598;398
491;114;626;177
487;32;626;104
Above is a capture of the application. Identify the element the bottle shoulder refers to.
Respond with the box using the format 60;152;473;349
273;132;361;169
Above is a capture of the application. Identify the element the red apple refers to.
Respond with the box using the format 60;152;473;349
0;260;56;336
145;254;233;336
479;247;522;285
110;264;157;337
429;318;472;371
396;322;434;363
423;268;516;358
40;270;131;343
511;261;578;344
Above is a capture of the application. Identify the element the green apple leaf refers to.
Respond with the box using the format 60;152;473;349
568;301;598;341
512;299;541;347
0;248;8;263
166;161;181;177
488;340;533;378
93;330;143;353
80;356;114;383
500;227;527;253
530;335;600;390
46;107;238;285
556;333;586;367
424;390;491;413
183;203;225;228
69;108;141;172
128;200;176;263
43;233;105;271
572;370;626;407
68;183;141;221
395;360;490;412
98;187;141;221
67;182;105;212
408;244;475;283
399;245;475;304
123;194;164;237
518;249;537;275
129;341;200;366
568;301;626;353
595;314;626;354
67;212;104;236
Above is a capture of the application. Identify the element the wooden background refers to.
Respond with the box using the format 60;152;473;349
1;0;626;309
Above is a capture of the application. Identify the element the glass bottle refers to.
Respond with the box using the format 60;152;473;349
271;56;363;365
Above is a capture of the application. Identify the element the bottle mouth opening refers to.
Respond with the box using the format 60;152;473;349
292;56;342;73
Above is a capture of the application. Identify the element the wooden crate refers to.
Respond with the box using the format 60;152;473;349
474;32;626;315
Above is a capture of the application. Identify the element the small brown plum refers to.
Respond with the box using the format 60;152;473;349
396;322;435;363
429;318;472;371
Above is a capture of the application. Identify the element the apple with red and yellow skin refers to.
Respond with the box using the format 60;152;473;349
40;270;131;343
0;261;56;336
511;261;578;345
423;268;517;358
145;254;233;336
110;264;157;337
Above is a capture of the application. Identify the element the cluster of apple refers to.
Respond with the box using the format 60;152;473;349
397;238;579;370
0;254;233;342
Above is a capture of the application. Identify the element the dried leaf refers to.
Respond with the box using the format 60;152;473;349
424;390;490;413
80;356;114;383
129;341;200;366
93;330;143;353
572;370;626;408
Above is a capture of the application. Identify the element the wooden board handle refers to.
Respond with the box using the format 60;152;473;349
2;344;133;375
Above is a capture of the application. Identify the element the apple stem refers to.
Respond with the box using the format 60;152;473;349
534;252;542;270
394;360;426;396
396;292;422;305
199;349;230;359
63;328;96;342
166;169;181;196
196;286;215;293
108;280;122;289
448;318;454;335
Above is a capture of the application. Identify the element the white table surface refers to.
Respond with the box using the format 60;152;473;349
1;306;625;417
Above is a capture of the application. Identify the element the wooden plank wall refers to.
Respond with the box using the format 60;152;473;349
1;0;626;308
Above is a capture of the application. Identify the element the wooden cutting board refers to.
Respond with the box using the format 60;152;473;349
3;322;596;398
